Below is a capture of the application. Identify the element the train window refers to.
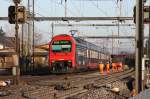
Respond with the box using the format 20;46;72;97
53;40;70;45
52;40;72;52
52;45;61;50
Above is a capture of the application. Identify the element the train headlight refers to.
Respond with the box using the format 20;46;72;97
68;60;72;67
52;60;55;63
68;60;71;62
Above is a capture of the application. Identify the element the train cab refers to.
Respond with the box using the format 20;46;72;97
49;34;76;72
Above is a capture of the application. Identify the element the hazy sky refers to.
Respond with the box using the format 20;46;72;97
1;0;135;34
0;0;141;53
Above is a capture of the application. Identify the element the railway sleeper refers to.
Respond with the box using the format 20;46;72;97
0;91;11;97
22;88;56;99
83;83;94;90
54;83;76;90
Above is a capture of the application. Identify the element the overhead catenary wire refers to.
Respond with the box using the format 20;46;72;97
2;0;135;53
51;0;78;17
90;1;109;16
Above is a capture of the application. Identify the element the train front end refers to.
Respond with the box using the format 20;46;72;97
49;35;76;73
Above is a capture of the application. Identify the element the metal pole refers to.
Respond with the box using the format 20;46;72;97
27;0;30;57
27;24;30;56
27;0;31;73
118;1;121;54
147;6;150;88
52;23;135;27
135;0;144;93
0;16;133;21
22;24;24;57
112;31;114;54
52;22;54;38
14;2;20;85
65;0;67;17
149;6;150;70
32;0;35;72
118;21;120;54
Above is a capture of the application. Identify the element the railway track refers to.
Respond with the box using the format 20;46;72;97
56;69;134;99
0;69;134;99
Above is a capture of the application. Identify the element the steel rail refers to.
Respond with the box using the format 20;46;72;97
58;69;134;99
2;69;134;99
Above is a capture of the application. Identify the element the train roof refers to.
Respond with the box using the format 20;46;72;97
54;34;71;37
51;34;109;54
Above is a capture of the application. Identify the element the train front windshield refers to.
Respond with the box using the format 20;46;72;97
52;40;72;52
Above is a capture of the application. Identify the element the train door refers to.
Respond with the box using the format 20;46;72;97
75;45;78;67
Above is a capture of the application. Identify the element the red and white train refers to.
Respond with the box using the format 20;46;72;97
49;34;111;73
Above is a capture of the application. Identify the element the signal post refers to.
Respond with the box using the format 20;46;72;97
14;0;20;85
8;0;26;85
133;1;150;93
135;0;144;93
